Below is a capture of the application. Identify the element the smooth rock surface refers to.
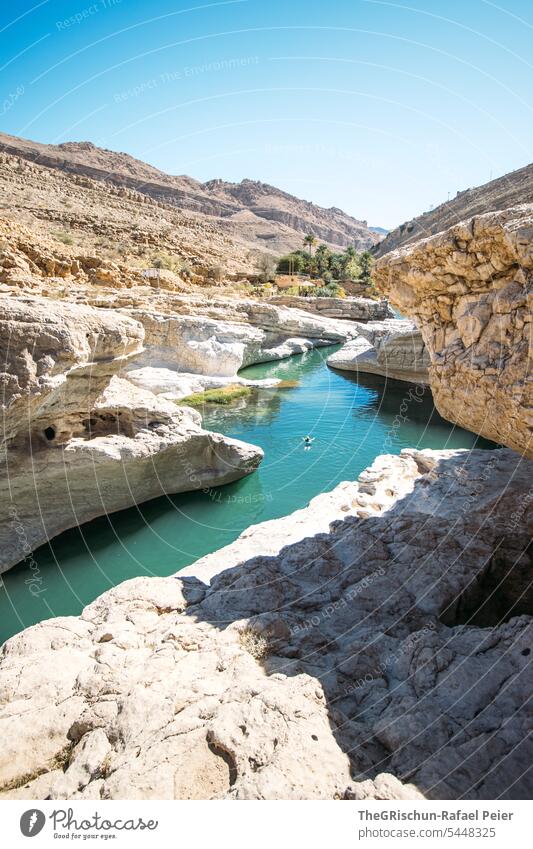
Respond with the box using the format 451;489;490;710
126;366;278;400
328;320;430;384
270;295;394;322
126;302;360;379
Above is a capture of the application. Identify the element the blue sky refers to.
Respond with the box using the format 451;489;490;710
1;0;532;228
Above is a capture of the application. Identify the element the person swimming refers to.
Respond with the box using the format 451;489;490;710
303;435;315;450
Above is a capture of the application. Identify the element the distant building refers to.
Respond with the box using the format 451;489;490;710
274;274;316;291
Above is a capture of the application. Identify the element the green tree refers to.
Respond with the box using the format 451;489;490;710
343;256;362;281
359;250;374;284
255;252;277;283
329;253;345;279
315;244;332;275
277;253;304;275
303;233;317;255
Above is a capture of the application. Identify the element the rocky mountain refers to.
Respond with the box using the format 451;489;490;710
374;161;533;257
0;132;380;254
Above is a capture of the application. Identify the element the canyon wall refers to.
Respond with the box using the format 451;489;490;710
375;206;532;457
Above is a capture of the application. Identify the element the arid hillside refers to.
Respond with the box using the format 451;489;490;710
374;160;533;256
0;132;380;256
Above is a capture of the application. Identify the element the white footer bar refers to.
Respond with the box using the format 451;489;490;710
3;800;531;848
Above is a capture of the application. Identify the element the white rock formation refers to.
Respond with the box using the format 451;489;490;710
270;295;395;322
126;366;279;401
115;303;360;399
124;302;359;375
0;297;263;574
0;447;530;800
328;320;430;384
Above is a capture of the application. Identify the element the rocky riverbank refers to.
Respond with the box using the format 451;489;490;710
327;320;430;384
0;286;388;573
0;446;530;800
0;296;263;574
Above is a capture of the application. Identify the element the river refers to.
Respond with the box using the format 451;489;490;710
0;346;493;644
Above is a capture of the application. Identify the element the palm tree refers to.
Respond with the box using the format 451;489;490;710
303;233;317;256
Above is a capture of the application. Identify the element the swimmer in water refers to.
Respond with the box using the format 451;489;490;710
303;435;315;450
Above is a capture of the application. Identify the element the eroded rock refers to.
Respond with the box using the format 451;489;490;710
375;206;533;455
328;320;430;384
0;298;263;573
1;447;530;800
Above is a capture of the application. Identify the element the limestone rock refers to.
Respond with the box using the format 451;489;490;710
375;206;533;455
270;295;394;322
1;447;531;800
126;366;278;400
0;298;263;574
328;320;430;384
124;301;360;381
0;295;144;445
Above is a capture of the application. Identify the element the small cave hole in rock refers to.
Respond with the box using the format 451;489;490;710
207;742;237;786
44;426;56;441
440;536;533;628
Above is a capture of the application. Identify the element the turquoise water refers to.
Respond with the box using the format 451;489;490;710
0;346;493;644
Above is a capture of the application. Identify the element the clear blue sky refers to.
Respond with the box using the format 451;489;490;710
1;0;533;229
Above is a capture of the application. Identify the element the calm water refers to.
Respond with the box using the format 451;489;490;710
0;346;493;644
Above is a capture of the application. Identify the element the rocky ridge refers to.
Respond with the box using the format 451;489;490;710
0;132;380;255
374;160;533;257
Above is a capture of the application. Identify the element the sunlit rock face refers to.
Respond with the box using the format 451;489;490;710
328;319;430;384
0;296;263;574
374;206;533;457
